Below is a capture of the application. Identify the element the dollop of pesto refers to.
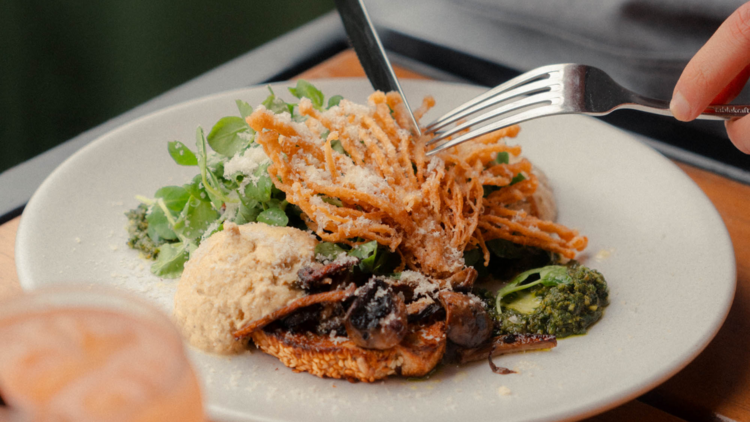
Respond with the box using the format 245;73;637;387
125;203;160;259
496;264;609;338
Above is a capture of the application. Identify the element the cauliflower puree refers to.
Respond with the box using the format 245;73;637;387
174;222;317;354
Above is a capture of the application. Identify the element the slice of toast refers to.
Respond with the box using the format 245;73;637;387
251;321;446;383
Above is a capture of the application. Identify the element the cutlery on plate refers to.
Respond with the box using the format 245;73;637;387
334;0;422;136
424;63;750;154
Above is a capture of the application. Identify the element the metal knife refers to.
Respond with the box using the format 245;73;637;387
334;0;422;136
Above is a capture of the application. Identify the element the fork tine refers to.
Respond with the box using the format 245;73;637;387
425;78;559;134
426;104;565;156
427;91;559;145
424;64;564;132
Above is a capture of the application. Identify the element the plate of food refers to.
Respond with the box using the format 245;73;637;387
16;78;735;422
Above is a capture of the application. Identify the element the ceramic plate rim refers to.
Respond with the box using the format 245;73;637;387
15;78;736;422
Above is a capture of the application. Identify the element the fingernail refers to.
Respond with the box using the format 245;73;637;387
670;91;692;121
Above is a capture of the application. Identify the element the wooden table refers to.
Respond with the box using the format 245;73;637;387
2;50;749;421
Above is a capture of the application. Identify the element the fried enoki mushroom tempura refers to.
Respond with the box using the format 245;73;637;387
246;91;586;279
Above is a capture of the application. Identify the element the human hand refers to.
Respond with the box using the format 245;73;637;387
670;2;750;154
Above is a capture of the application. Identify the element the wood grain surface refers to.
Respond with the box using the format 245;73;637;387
7;49;750;421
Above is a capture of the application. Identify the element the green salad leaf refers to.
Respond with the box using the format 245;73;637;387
126;81;379;279
495;265;573;312
327;95;343;109
257;207;288;227
314;242;348;260
154;186;190;212
146;205;177;242
494;151;510;165
151;243;191;279
486;238;527;259
463;247;483;267
510;173;526;185
207;116;252;157
350;241;399;274
244;164;274;203
312;240;398;274
262;87;295;115
172;197;219;241
168;141;198;166
235;99;254;120
289;80;325;109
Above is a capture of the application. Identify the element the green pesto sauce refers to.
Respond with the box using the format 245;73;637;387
125;203;160;260
497;265;609;338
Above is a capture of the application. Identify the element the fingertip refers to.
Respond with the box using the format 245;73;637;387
725;118;750;154
670;91;694;121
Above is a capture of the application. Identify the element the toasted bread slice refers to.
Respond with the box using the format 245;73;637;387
251;321;446;382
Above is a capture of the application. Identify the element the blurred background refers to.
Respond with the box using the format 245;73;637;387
2;0;749;182
0;0;334;174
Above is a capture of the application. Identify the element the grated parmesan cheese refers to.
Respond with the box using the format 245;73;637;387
223;146;271;185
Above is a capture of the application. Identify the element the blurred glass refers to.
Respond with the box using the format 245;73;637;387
0;286;204;421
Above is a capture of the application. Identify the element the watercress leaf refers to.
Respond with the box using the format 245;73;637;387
372;248;400;274
167;141;198;166
327;95;343;109
314;242;348;260
235;99;254;120
495;265;571;313
504;291;542;314
173;197;220;241
510;173;526;185
288;80;324;109
349;240;378;260
234;212;248;226
185;241;199;257
494;151;510;165
154;186;189;213
539;265;573;286
350;241;380;272
331;140;346;155
463;248;483;267
482;185;500;198
236;198;262;224
262;87;293;115
257;207;288;227
195;126;208;162
207;116;251;157
320;196;343;207
244;173;273;203
487;238;527;259
184;175;210;202
150;242;189;279
146;206;177;241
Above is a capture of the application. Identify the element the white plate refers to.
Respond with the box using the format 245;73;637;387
16;79;735;422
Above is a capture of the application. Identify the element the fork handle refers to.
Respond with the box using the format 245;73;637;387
622;97;750;121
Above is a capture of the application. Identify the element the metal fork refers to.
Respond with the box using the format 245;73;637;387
424;63;750;155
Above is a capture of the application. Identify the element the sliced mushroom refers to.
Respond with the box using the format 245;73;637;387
437;291;493;348
296;256;360;291
456;333;557;364
406;296;444;324
233;284;355;340
345;277;407;350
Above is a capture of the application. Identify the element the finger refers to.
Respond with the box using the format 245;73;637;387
671;3;750;121
712;64;750;104
725;116;750;154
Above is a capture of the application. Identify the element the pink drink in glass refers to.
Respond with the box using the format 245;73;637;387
0;287;204;422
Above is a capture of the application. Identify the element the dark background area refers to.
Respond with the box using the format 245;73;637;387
0;0;335;175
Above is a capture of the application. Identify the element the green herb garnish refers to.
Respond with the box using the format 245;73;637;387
125;80;343;278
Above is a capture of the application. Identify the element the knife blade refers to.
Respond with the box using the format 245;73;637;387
334;0;422;136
